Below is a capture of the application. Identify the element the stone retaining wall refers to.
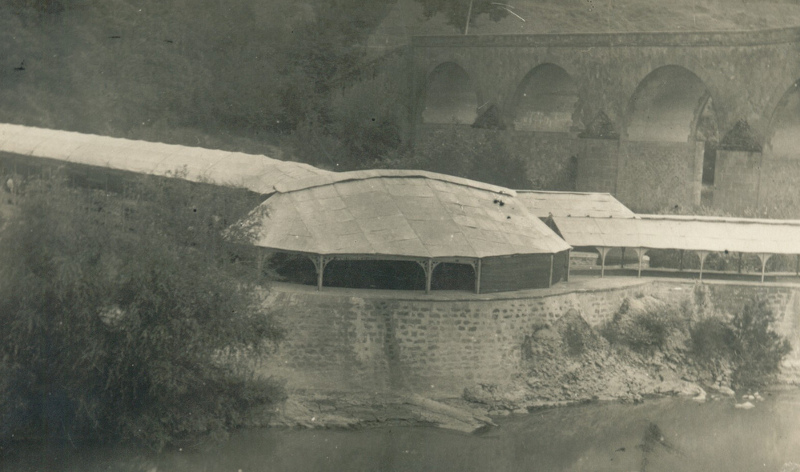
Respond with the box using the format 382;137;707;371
258;280;800;395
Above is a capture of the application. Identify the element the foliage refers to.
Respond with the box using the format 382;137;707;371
563;322;587;356
414;0;509;33
689;317;735;379
729;300;792;389
385;126;533;189
601;300;685;354
718;120;762;152
689;299;792;389
0;174;283;450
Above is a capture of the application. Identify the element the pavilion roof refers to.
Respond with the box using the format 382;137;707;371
237;170;571;259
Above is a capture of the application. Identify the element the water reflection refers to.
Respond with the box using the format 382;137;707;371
5;390;800;472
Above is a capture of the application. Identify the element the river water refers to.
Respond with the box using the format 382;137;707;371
5;390;800;472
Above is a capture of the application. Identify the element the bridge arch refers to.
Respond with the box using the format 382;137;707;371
420;62;479;125
766;80;800;159
511;63;578;132
625;65;716;143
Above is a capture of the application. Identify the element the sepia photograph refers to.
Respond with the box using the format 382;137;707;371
1;0;800;470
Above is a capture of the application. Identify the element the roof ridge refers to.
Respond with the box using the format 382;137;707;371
273;169;516;196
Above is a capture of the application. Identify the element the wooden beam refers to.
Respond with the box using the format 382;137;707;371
697;250;709;281
634;248;646;278
316;254;325;291
758;253;772;283
425;258;433;294
475;258;482;294
597;247;611;278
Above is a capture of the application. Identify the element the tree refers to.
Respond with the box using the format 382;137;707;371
414;0;510;34
0;174;282;450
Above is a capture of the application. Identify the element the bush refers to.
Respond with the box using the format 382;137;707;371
729;300;792;389
689;299;792;389
563;322;587;356
0;174;283;450
601;300;684;354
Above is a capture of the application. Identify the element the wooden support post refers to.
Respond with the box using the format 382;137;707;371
425;259;433;294
316;254;325;291
634;248;646;278
620;248;626;269
758;253;772;283
548;254;554;288
597;247;610;278
475;259;482;294
738;252;743;274
679;250;684;272
565;249;571;282
796;255;799;277
697;251;709;281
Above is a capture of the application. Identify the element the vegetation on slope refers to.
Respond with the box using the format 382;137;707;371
0;174;282;451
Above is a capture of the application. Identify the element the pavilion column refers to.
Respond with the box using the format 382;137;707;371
548;254;554;288
633;248;647;278
597;247;611;278
620;248;626;269
565;249;571;282
796;254;799;277
738;252;743;274
679;250;684;272
311;255;331;291
757;253;772;283
697;251;709;281
475;259;482;294
425;259;433;294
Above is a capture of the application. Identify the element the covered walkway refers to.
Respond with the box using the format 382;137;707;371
553;214;800;282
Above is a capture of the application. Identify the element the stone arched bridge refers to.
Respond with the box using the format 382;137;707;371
411;27;800;215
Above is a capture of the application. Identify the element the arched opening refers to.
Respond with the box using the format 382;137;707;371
512;64;578;132
430;262;475;292
622;66;717;209
421;62;478;125
626;66;713;143
323;260;426;291
768;80;800;159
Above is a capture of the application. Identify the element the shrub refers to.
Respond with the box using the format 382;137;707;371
729;300;792;389
689;299;792;389
0;174;283;450
601;300;684;354
563;322;587;356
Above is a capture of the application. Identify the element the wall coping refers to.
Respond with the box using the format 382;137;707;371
411;26;800;49
267;277;800;303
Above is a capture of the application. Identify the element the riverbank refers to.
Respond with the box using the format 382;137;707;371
260;279;800;432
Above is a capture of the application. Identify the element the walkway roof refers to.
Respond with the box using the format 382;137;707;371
516;190;636;219
552;214;800;255
0;123;329;193
237;170;571;259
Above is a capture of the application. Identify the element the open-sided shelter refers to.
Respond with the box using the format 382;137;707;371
235;170;572;293
552;214;800;281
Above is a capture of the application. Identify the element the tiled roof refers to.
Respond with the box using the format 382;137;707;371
553;214;800;255
0;123;329;193
516;190;636;219
239;171;571;259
